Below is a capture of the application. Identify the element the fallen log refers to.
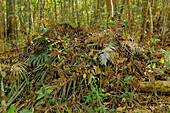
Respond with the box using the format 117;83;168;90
139;81;170;94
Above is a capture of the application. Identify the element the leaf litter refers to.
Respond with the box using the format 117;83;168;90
0;23;169;113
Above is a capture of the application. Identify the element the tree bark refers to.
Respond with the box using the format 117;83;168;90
54;0;58;22
119;0;125;20
148;1;153;39
60;0;63;22
127;0;131;35
6;0;13;39
28;0;34;33
71;0;75;23
68;0;70;21
75;0;80;27
0;0;5;52
140;0;147;42
161;0;169;44
84;0;89;25
63;0;66;21
93;0;96;24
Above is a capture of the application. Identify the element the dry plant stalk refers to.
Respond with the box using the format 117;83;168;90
1;77;6;113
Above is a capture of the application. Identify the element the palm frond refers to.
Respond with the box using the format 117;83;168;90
10;62;28;79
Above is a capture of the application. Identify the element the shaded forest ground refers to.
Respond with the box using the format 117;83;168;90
0;21;170;113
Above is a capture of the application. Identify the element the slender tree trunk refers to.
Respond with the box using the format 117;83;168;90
38;0;45;32
60;0;63;22
131;0;135;37
1;77;6;113
18;0;27;39
6;0;13;39
0;0;5;37
54;0;58;22
71;0;75;24
119;0;125;20
12;0;16;39
106;0;111;14
161;0;169;44
148;1;153;39
153;0;158;15
97;0;99;21
68;0;70;21
33;0;39;26
127;0;131;35
0;0;5;52
75;0;80;27
115;0;118;20
2;0;6;38
105;0;112;27
93;0;96;24
140;0;147;42
63;0;66;21
111;0;114;18
84;0;89;25
28;0;34;33
99;0;105;18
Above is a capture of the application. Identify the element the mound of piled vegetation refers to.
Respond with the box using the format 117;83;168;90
0;23;169;113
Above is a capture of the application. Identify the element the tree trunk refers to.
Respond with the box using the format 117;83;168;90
71;0;75;24
93;0;96;24
54;0;58;22
33;0;39;27
148;1;153;39
140;0;147;42
38;0;45;32
119;0;125;20
28;0;34;33
84;0;89;25
127;0;131;35
60;0;63;22
97;0;99;21
105;0;112;27
63;0;66;21
161;0;169;44
99;0;105;17
68;0;70;21
75;0;80;27
0;0;5;52
6;0;13;39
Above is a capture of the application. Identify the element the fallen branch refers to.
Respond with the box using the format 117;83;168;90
139;81;170;94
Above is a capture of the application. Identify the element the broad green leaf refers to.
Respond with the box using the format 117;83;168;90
42;87;45;94
35;90;42;94
46;89;53;94
132;5;137;8
95;107;102;111
164;51;170;59
36;95;45;100
1;65;9;67
86;107;95;113
150;59;159;62
164;62;170;68
7;104;15;113
20;109;32;113
1;71;6;77
86;94;91;103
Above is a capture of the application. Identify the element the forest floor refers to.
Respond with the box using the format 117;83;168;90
0;23;170;113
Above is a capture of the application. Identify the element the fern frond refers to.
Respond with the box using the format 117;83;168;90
99;41;117;66
100;51;110;66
